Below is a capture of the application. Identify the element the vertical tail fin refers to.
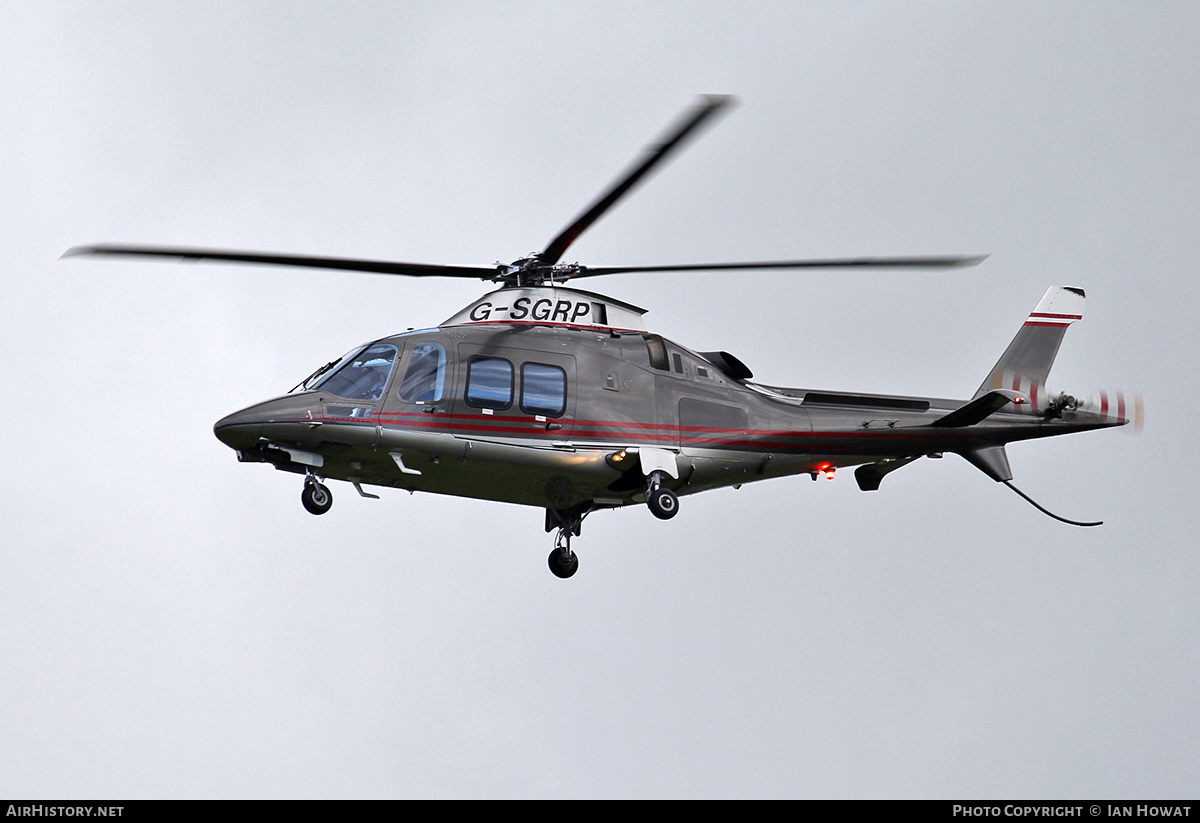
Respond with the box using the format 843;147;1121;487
974;286;1086;403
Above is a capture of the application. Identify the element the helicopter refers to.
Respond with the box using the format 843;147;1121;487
65;95;1138;578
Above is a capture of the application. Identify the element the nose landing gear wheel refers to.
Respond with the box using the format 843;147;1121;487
301;480;333;515
548;548;578;579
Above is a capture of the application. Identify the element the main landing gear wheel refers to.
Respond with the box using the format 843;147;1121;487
548;530;579;579
646;477;679;520
301;479;333;515
644;470;679;520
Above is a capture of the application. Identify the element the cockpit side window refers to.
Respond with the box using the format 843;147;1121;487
315;343;399;401
398;341;446;403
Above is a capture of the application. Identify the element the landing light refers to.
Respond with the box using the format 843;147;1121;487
605;449;633;470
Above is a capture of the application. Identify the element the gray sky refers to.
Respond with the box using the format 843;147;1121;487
2;1;1197;799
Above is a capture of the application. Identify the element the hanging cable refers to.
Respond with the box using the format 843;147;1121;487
1001;481;1102;527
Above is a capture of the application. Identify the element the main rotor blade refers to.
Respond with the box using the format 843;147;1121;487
539;94;736;267
62;244;499;280
572;255;989;278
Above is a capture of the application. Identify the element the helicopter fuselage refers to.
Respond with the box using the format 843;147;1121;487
212;286;1122;517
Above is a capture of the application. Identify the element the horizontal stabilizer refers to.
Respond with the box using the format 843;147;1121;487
933;390;1026;427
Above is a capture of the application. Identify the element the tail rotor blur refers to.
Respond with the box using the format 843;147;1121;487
1075;389;1145;431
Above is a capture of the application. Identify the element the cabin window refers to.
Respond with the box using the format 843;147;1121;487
398;342;446;403
521;362;567;417
672;352;684;374
465;357;513;410
316;343;398;401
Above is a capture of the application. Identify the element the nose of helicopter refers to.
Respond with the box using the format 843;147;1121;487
213;394;323;451
214;393;385;457
213;404;266;450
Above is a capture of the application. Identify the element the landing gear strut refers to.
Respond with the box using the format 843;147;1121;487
645;471;679;520
301;476;333;515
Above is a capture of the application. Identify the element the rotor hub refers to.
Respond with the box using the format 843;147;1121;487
494;256;585;288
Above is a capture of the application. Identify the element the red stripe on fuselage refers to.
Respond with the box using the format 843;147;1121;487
459;320;643;333
302;411;995;455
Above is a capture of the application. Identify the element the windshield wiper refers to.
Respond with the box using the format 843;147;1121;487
291;358;341;393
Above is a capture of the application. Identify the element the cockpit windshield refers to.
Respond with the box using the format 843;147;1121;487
307;343;399;400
